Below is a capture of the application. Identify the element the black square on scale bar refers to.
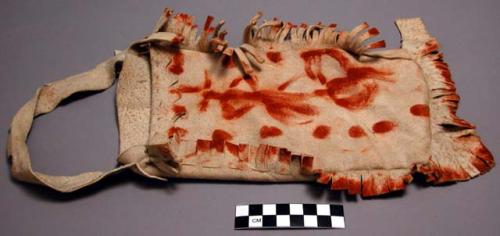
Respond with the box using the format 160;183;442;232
303;204;317;215
276;204;290;215
249;204;263;215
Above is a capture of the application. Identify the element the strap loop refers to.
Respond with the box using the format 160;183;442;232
6;52;151;192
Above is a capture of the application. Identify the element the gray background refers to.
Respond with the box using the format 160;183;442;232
1;0;498;235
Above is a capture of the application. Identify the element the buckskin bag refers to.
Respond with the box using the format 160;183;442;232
7;8;495;196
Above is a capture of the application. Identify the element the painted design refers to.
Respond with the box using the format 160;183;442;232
169;48;393;124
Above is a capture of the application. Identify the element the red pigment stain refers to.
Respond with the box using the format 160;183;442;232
331;177;361;195
422;40;439;56
202;88;316;122
348;125;366;138
434;61;452;83
278;149;291;174
368;28;380;35
172;105;187;115
317;172;332;184
369;40;386;49
171;48;392;124
256;145;268;165
436;166;470;182
472;157;492;174
242;74;257;91
238;144;249;166
277;79;294;91
228;144;250;170
362;177;377;196
300;48;392;110
167;127;188;138
382;177;405;192
174;13;194;26
203;70;212;89
196;140;211;153
410;104;430;117
265;146;279;163
238;144;248;155
471;143;494;173
278;149;291;164
172;74;318;122
185;139;212;159
211;129;233;152
372;120;396;133
168;51;184;75
260;126;283;139
171;35;184;45
225;142;239;157
313;125;331;139
331;177;348;190
266;51;283;63
198;71;213;111
301;156;314;172
451;116;475;129
229;77;243;88
169;70;211;101
203;15;214;31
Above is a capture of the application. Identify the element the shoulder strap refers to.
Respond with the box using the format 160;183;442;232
6;27;187;192
6;53;139;192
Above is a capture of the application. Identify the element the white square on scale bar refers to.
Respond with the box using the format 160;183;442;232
331;216;345;228
249;216;263;227
263;204;276;215
304;215;318;227
290;204;303;215
316;204;330;216
276;215;290;227
235;205;249;217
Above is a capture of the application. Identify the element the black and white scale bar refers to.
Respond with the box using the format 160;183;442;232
234;203;345;229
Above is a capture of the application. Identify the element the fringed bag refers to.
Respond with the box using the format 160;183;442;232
7;8;494;196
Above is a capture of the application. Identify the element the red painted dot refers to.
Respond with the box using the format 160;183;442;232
313;125;331;139
410;104;430;117
348;125;366;138
372;120;396;133
266;51;283;63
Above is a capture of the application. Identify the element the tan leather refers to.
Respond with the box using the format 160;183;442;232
7;8;494;196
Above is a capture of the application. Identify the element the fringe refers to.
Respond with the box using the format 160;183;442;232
316;169;413;197
243;13;386;55
412;38;495;183
151;8;230;53
148;136;317;178
150;8;386;56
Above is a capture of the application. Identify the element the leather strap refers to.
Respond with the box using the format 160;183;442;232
6;53;142;192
